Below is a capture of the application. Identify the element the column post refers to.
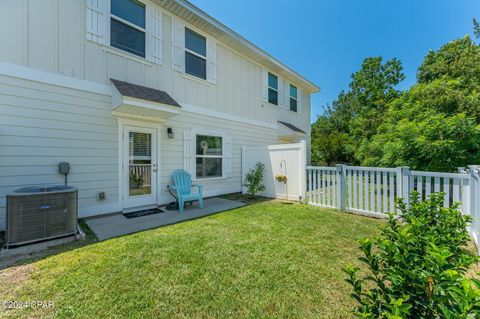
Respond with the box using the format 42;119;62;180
336;164;347;211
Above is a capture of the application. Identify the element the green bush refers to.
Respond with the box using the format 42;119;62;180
345;192;480;318
129;172;144;189
244;162;266;196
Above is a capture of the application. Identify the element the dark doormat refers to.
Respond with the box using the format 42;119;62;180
123;208;165;219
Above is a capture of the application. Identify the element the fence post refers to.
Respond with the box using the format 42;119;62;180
241;146;246;194
299;140;307;203
396;166;410;209
336;164;347;211
467;165;480;255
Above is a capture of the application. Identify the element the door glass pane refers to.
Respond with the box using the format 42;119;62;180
129;132;152;196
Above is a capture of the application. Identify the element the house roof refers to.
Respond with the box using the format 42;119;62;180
278;121;306;134
111;79;181;108
157;0;320;94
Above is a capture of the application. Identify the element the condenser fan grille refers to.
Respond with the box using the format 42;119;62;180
6;186;78;248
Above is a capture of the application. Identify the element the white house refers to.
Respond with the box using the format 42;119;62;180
0;0;319;229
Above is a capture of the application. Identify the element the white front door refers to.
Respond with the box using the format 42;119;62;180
123;126;157;209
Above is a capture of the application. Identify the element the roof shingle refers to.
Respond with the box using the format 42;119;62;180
278;121;306;134
111;79;181;108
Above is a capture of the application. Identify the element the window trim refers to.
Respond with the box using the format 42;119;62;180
110;0;146;58
268;72;279;106
289;84;298;112
194;132;225;180
184;27;208;80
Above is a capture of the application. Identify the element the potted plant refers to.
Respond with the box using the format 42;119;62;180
275;174;287;184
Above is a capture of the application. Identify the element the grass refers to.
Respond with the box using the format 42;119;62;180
0;200;383;319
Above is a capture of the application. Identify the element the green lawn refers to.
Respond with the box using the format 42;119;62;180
0;200;382;319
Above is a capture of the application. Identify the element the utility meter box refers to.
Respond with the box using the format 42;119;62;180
59;162;70;174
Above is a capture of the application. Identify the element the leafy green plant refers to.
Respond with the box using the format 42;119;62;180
244;162;266;196
129;172;144;189
345;192;480;318
275;174;288;183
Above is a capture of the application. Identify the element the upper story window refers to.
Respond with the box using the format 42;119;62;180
185;28;207;80
110;0;146;58
290;84;298;112
268;73;278;105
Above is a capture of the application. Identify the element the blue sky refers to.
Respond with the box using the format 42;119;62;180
189;0;479;122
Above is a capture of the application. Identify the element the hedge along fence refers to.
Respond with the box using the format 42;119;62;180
306;165;480;254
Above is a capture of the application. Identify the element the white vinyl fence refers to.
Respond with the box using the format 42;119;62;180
307;165;480;254
242;141;306;201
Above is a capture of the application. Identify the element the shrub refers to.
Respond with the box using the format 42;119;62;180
345;192;480;318
129;172;144;189
244;162;266;196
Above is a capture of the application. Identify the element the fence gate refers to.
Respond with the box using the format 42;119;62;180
242;141;306;201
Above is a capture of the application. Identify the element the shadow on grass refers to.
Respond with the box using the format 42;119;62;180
0;219;99;270
0;194;272;270
219;192;275;205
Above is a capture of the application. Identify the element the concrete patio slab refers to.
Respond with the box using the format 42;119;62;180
85;197;245;241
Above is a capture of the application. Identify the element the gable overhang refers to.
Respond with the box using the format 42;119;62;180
111;80;181;121
157;0;320;94
277;121;307;139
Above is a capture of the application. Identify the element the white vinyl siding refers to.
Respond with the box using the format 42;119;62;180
0;74;280;230
4;0;311;128
0;0;314;228
0;75;120;229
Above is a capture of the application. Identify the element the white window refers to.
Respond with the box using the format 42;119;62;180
195;134;223;179
110;0;146;58
290;84;298;112
185;28;207;80
268;73;278;105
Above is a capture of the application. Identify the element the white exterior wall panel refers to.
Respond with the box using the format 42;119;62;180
0;0;314;228
0;75;281;230
0;0;311;133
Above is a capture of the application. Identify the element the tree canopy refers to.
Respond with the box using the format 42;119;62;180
311;35;480;172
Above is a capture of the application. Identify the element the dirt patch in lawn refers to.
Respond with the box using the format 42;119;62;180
0;263;36;295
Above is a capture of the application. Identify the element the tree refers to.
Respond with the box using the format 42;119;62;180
313;35;480;172
311;57;405;165
358;36;480;171
474;18;480;39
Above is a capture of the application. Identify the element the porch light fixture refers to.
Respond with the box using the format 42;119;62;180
167;127;174;139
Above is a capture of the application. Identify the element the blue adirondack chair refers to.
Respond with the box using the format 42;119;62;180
170;169;204;212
